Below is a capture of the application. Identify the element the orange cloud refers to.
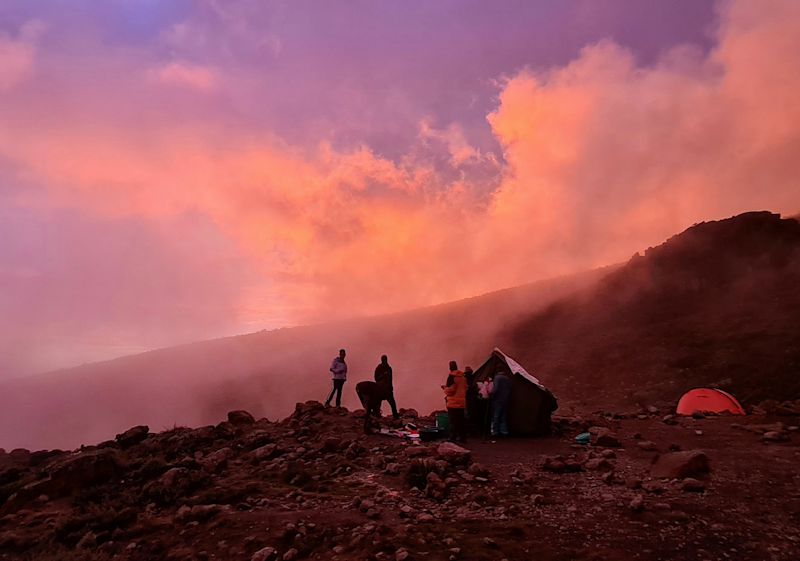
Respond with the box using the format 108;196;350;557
150;61;219;92
1;0;799;329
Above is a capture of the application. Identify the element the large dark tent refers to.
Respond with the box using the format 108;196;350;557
472;348;558;436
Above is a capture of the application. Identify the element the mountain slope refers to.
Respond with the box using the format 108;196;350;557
503;211;800;408
2;210;798;451
0;267;608;450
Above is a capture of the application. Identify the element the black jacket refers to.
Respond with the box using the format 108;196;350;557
374;363;393;390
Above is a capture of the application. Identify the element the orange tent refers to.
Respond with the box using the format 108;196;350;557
676;388;745;416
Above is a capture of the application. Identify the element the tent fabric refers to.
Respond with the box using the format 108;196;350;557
471;348;558;435
676;388;746;416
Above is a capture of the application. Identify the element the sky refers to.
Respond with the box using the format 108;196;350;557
1;0;799;376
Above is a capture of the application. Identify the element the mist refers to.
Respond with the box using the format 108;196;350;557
0;0;799;448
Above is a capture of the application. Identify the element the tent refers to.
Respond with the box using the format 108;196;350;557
471;348;558;435
676;388;745;416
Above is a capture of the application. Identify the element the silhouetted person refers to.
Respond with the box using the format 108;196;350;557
324;348;347;408
490;370;511;437
464;366;484;436
374;354;399;419
442;360;467;444
356;380;382;433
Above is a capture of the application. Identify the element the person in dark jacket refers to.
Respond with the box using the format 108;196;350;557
374;354;399;419
490;370;512;437
356;380;382;433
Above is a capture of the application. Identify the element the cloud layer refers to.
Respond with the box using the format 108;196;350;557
0;0;798;373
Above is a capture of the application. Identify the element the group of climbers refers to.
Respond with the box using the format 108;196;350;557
323;349;511;441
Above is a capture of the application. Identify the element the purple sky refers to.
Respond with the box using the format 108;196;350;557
3;0;799;376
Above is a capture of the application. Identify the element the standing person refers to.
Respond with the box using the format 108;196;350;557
324;349;347;408
442;360;467;444
374;354;399;419
490;370;512;437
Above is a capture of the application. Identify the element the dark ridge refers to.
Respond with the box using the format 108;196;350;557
506;211;800;407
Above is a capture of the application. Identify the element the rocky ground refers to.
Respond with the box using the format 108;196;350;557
1;402;799;561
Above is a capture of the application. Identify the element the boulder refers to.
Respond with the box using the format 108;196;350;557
115;425;149;448
436;442;471;464
227;410;256;425
585;458;613;471
762;430;789;442
252;444;279;462
650;450;710;479
681;478;706;492
201;447;234;473
591;428;621;448
251;547;278;561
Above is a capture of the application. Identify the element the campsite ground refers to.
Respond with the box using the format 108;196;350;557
1;403;798;561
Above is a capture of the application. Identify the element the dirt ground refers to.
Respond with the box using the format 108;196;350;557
0;405;798;561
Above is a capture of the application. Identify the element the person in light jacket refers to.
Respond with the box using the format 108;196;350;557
324;348;347;408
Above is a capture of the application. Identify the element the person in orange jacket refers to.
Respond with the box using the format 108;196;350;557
442;360;468;443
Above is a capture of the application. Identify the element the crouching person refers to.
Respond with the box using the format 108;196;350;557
356;381;382;434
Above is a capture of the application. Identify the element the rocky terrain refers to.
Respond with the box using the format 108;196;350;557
1;400;799;561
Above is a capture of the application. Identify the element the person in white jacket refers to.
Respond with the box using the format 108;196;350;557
324;348;347;407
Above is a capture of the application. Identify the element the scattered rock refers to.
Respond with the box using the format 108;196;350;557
436;442;471;464
650;450;710;479
681;478;706;492
592;428;622;448
115;425;149;448
637;441;659;451
629;494;645;512
762;431;789;442
227;410;256;425
251;547;278;561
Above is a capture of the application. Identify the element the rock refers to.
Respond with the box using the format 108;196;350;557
396;548;410;561
762;431;789;442
625;478;642;489
681;478;706;492
650;450;710;479
629;494;645;512
115;425;149;448
662;415;678;425
483;537;498;548
76;531;97;549
417;513;434;523
646;405;659;414
202;447;234;473
437;442;471;464
251;547;278;561
593;428;621;448
542;456;583;473
467;463;489;478
227;410;256;425
426;472;448;500
642;481;665;494
15;448;121;502
385;463;401;475
405;447;431;458
252;444;279;461
283;548;298;560
585;458;613;471
637;441;659;451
